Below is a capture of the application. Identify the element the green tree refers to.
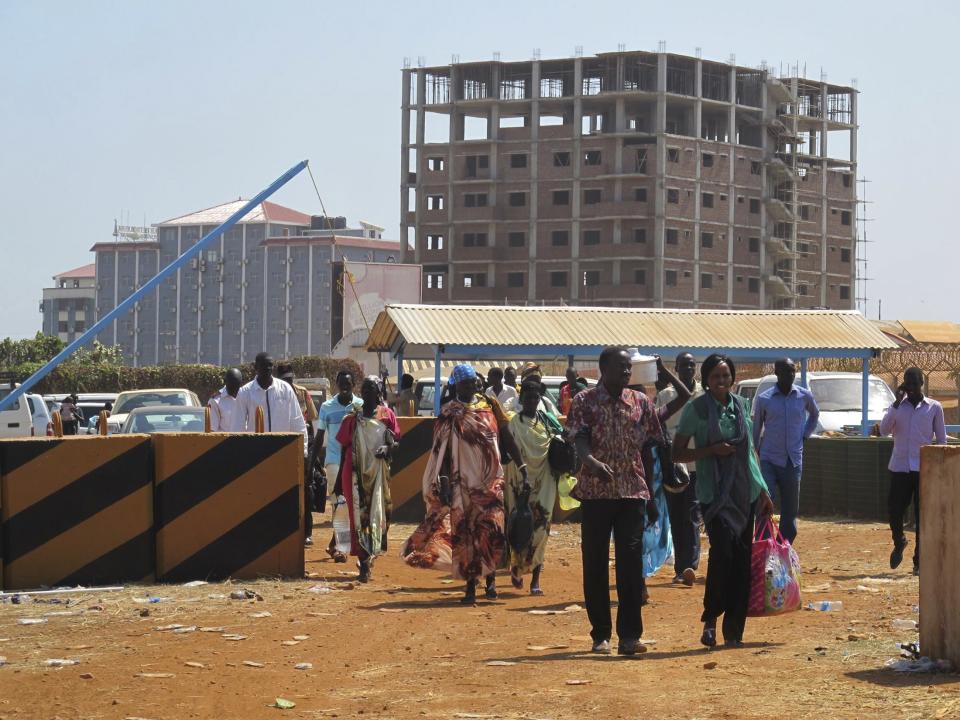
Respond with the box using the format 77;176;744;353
0;332;65;367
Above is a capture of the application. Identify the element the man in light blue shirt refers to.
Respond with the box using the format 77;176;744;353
317;370;361;559
752;358;820;544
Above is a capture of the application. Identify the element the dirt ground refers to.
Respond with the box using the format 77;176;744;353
0;517;956;720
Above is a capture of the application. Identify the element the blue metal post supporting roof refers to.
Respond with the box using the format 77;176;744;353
0;160;309;413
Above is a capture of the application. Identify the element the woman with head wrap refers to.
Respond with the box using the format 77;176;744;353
401;363;529;603
519;362;561;416
334;377;401;583
504;379;561;595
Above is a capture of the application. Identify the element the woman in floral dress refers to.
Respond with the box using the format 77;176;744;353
401;364;528;604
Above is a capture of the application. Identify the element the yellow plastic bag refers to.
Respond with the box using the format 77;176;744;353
558;474;580;510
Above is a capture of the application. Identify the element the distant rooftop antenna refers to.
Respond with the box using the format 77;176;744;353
574;45;583;57
493;51;500;61
657;40;666;53
451;53;459;64
533;48;541;60
728;53;736;66
695;46;702;58
820;68;827;82
618;42;626;52
403;57;411;69
417;56;425;67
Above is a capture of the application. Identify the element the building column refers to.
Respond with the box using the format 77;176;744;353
653;52;668;306
528;60;541;303
400;68;412;264
571;57;583;302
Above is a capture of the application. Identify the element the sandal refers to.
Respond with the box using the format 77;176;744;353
484;577;498;600
326;547;347;563
701;627;717;648
358;560;371;584
510;567;524;589
460;581;477;605
530;587;544;597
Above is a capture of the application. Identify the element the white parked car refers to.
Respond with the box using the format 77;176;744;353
121;406;206;434
750;371;896;435
109;389;201;434
0;384;53;438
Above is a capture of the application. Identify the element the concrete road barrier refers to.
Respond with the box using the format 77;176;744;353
0;435;154;591
153;433;304;582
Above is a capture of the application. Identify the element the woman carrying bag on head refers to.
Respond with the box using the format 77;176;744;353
672;353;773;648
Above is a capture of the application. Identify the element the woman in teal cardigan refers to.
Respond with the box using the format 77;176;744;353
673;353;773;649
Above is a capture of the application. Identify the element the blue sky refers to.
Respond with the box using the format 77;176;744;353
1;0;956;340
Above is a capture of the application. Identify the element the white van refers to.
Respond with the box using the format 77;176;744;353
750;371;895;435
26;394;53;437
0;382;46;438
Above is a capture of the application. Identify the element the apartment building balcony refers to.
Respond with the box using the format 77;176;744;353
764;196;795;223
763;273;795;298
764;236;798;260
765;156;796;183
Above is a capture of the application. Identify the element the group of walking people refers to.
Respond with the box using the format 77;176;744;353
213;346;946;655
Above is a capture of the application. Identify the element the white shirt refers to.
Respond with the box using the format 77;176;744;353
208;388;243;433
236;378;308;456
485;385;518;413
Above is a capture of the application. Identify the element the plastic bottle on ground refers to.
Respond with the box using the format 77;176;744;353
806;600;843;611
892;618;918;630
332;496;351;554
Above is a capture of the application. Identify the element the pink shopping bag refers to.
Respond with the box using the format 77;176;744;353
747;517;802;617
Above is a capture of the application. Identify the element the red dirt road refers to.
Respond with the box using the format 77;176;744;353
0;518;956;720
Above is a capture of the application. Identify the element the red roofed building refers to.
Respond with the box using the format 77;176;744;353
41;263;97;342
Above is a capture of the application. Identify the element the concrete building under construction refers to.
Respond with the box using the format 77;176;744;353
400;50;858;309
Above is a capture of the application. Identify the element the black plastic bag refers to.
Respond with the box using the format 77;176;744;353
508;484;534;555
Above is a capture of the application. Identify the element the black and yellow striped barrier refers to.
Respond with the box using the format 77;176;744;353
0;435;154;591
153;433;304;582
389;417;435;522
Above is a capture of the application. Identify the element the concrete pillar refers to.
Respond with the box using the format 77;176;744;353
653;53;668;306
414;70;427;266
529;60;540;302
571;58;583;301
400;68;411;264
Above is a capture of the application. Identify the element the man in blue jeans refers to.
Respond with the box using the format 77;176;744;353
752;358;819;544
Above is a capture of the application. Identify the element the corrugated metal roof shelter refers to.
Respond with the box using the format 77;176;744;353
368;304;897;433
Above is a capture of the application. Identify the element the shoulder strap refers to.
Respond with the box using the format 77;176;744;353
692;393;710;421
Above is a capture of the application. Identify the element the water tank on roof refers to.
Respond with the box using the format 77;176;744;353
311;215;349;231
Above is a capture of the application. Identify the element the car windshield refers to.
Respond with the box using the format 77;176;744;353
127;409;204;433
418;385;435;410
809;378;895;413
0;387;20;411
114;392;190;415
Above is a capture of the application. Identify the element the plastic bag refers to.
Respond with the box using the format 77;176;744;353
747;517;802;617
557;474;580;510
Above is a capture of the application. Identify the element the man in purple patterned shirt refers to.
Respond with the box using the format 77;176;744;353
566;346;686;656
879;367;946;575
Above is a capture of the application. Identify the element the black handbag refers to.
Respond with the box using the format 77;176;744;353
508;484;534;554
658;429;691;494
539;411;577;475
